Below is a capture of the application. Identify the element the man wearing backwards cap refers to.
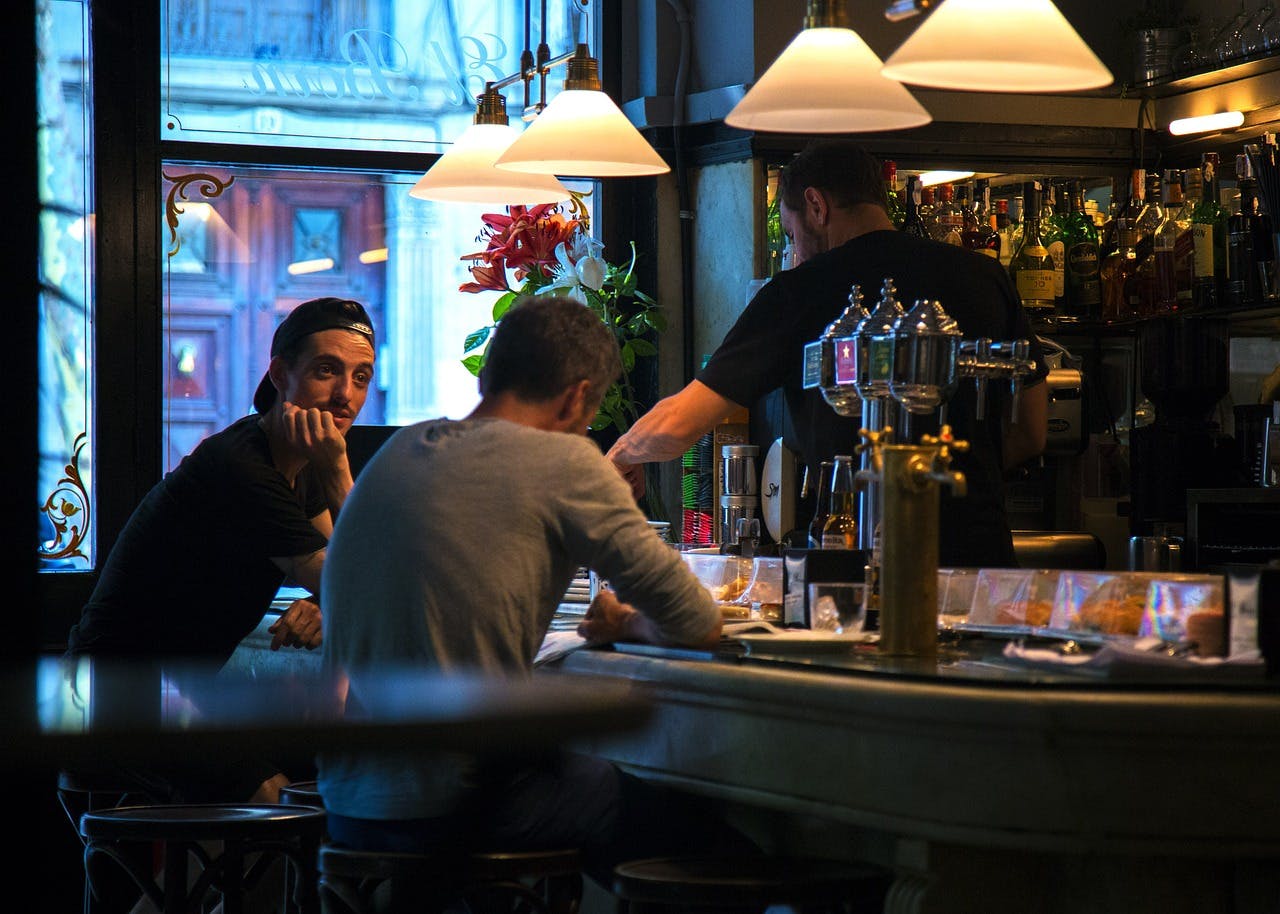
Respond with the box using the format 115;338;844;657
66;296;376;804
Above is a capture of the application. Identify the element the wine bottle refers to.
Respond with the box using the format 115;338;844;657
1009;182;1056;323
1191;153;1227;310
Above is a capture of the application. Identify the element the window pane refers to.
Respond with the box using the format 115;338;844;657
161;0;587;153
161;164;596;471
38;0;95;572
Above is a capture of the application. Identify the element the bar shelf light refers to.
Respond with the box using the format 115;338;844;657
1168;111;1245;137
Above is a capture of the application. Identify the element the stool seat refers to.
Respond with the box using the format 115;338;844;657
280;779;324;807
80;803;325;840
318;843;582;914
80;803;327;914
612;856;890;911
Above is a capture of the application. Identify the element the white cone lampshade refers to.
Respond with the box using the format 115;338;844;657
881;0;1113;93
725;28;932;134
409;123;570;205
494;90;670;177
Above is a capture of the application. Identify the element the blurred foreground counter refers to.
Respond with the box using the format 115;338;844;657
11;655;652;770
553;640;1280;914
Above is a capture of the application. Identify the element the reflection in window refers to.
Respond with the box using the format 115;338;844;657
38;0;94;571
163;0;584;153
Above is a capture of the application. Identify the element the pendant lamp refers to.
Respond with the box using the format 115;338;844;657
494;44;670;177
409;87;570;205
881;0;1113;93
724;0;931;134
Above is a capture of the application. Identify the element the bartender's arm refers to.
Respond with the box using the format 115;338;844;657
606;380;745;498
1003;381;1048;469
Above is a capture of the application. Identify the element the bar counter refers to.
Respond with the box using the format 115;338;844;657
549;635;1280;914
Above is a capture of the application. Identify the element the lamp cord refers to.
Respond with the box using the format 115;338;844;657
665;0;696;382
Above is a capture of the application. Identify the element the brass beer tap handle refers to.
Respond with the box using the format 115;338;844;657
919;425;968;497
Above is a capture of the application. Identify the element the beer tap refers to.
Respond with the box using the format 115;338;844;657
956;338;1038;421
802;283;869;420
857;423;968;660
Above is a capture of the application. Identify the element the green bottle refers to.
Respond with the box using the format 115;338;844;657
1190;153;1228;310
1061;181;1102;321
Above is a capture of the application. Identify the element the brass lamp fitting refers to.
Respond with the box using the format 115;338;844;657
804;0;848;29
564;44;603;91
473;85;509;126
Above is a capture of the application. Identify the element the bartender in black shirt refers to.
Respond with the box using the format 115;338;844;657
608;140;1048;567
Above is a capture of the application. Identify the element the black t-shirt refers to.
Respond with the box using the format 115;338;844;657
698;230;1049;567
67;415;330;660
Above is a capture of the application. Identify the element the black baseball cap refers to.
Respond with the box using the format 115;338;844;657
253;297;376;413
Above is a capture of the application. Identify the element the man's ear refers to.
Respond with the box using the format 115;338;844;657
555;379;593;427
803;186;829;226
266;355;288;405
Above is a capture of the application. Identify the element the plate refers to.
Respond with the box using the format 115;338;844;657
734;631;869;654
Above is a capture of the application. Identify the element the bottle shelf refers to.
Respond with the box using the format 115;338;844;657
1030;301;1280;339
1124;49;1280;99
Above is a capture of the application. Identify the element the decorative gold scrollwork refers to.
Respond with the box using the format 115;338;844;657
163;171;235;257
39;431;90;563
565;187;593;233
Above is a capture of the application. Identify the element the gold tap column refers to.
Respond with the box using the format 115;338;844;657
879;444;942;660
877;428;967;659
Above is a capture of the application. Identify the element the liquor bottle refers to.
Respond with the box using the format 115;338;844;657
1061;180;1102;321
1135;171;1165;263
1004;193;1024;266
960;183;984;252
901;174;928;239
820;455;859;549
1150;170;1183;314
932;183;963;245
1227;153;1263;307
1043;182;1067;308
995;198;1013;267
1191;153;1227;310
1100;217;1140;321
883;159;904;229
982;207;1002;260
807;459;836;549
1009;181;1057;322
766;193;785;277
918;185;937;237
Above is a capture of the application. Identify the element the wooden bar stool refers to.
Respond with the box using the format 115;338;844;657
610;856;891;914
317;842;583;914
58;768;160;913
79;803;327;914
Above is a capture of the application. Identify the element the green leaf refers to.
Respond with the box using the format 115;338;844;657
620;344;636;372
492;291;518;322
629;338;657;357
633;289;657;306
461;354;484;376
463;327;491;353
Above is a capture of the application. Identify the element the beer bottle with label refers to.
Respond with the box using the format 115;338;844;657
820;455;859;549
1061;180;1102;321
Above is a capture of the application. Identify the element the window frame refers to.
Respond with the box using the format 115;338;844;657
39;0;635;648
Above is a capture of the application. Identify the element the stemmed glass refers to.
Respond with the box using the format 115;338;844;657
1242;1;1274;56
